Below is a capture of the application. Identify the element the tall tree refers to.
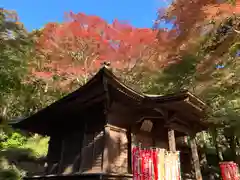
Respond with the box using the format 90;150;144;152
0;9;63;123
0;8;31;119
34;12;159;91
154;0;240;66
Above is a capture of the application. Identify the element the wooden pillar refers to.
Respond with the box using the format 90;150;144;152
79;122;89;173
190;136;202;180
168;129;176;152
102;125;110;172
58;137;65;174
127;128;132;173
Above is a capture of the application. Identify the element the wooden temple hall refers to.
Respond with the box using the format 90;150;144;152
12;66;209;180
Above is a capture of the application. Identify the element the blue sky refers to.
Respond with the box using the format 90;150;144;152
1;0;170;32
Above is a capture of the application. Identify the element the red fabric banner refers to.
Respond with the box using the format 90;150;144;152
220;162;239;180
132;147;181;180
141;149;152;180
152;149;158;180
132;147;141;180
132;147;159;180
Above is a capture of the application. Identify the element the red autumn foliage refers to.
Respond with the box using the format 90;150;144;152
157;0;240;51
33;1;240;87
34;12;159;82
148;0;240;72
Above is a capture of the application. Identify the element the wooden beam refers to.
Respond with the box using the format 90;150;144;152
166;123;190;135
168;129;176;152
190;136;203;180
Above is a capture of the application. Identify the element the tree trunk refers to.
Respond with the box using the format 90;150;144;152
201;132;208;168
190;136;203;180
211;128;223;162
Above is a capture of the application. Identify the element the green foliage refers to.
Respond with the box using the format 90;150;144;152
0;8;33;119
200;17;234;55
227;0;236;5
0;132;27;149
22;135;49;158
0;8;63;118
0;8;52;179
142;54;199;94
229;42;240;56
0;157;25;180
